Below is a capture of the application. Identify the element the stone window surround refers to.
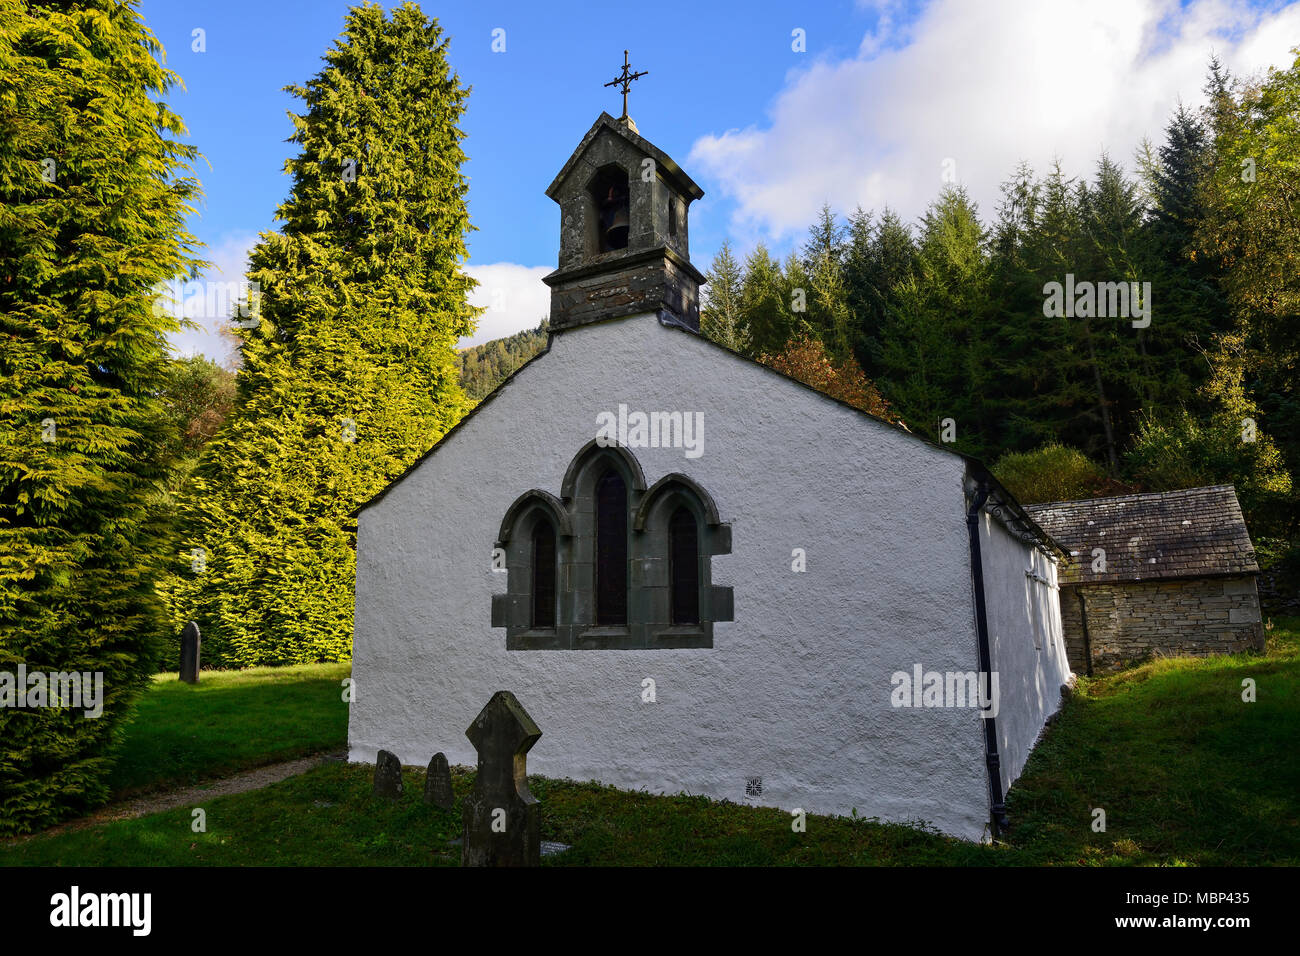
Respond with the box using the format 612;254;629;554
491;440;733;650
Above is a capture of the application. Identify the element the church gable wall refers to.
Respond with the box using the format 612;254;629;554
350;316;993;839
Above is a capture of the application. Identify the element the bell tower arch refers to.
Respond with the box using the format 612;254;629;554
543;112;705;332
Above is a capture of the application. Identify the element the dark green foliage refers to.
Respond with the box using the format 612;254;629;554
457;320;547;402
738;243;795;357
845;206;916;377
1125;335;1292;537
871;187;997;458
164;3;480;668
0;0;202;834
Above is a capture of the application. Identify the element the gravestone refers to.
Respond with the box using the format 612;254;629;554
373;749;403;799
424;752;454;809
178;621;201;684
461;691;541;867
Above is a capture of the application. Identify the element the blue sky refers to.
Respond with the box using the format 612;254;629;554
140;0;1300;362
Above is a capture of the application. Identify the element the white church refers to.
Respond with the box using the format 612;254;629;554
347;109;1072;842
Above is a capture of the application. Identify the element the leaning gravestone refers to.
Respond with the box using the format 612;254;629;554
424;752;454;809
373;750;404;799
178;621;201;684
461;691;541;867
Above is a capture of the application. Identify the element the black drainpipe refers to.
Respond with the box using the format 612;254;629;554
966;482;1009;835
1076;589;1094;677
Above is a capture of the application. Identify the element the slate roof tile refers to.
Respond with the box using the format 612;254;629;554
1023;485;1259;586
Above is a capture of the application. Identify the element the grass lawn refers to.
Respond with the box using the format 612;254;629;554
2;622;1295;866
105;663;351;797
1004;618;1299;866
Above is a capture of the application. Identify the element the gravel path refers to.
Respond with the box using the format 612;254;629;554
12;750;347;840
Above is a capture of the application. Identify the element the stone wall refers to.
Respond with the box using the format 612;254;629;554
1257;564;1300;616
1060;576;1265;674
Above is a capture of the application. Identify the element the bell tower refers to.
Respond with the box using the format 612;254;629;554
542;111;706;332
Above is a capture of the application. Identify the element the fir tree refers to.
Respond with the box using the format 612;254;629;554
0;0;203;833
801;202;845;272
873;188;995;457
700;240;750;353
846;207;916;377
740;243;793;357
164;3;480;667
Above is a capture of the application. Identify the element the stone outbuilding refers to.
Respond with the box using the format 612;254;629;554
1025;485;1265;674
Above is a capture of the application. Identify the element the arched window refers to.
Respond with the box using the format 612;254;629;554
531;520;556;628
494;448;731;650
595;467;628;625
669;506;699;624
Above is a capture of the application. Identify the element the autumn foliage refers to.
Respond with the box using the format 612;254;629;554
759;335;900;425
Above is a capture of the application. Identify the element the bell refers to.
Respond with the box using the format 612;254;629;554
604;206;630;250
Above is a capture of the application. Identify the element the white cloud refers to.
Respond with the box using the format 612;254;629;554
167;241;550;361
165;231;259;369
461;262;552;347
689;0;1300;246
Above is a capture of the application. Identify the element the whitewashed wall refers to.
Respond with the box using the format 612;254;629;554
350;315;998;839
978;512;1071;797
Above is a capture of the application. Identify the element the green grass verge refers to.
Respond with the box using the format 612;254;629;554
3;622;1295;866
1003;618;1299;866
0;763;999;866
105;663;351;797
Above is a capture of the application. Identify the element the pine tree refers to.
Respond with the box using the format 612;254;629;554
164;3;480;667
846;207;916;378
873;187;996;457
801;202;845;272
0;0;202;833
700;239;750;353
740;244;793;357
1076;154;1152;460
806;247;853;361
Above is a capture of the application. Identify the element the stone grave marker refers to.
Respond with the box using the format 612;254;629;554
424;752;454;809
461;690;541;867
179;621;201;684
373;749;403;799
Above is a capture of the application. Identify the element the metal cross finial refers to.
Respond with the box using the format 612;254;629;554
604;50;648;120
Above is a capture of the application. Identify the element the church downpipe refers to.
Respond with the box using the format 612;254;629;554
967;482;1010;836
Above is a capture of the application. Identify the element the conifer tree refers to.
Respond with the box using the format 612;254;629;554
873;188;996;457
700;239;750;353
801;202;845;272
0;0;202;833
740;244;794;357
1195;50;1300;540
164;2;480;667
846;207;915;377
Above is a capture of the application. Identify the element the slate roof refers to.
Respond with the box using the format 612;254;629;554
1023;485;1259;586
545;112;704;201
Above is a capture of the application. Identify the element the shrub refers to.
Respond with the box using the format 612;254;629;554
992;444;1123;504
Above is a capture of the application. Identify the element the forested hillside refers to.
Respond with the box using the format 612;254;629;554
458;321;548;402
694;57;1298;592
